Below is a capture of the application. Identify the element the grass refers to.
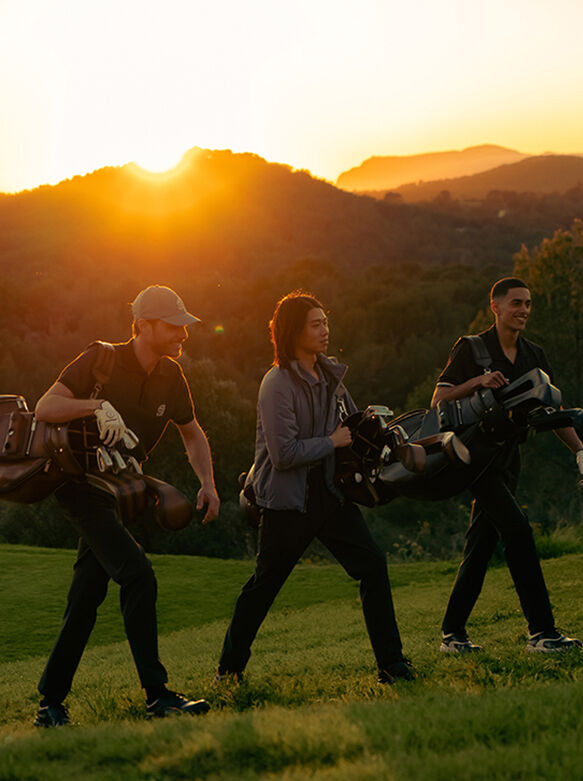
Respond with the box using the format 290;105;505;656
2;543;583;779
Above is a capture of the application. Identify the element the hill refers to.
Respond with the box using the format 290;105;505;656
0;147;406;278
2;544;583;779
2;147;583;561
394;154;583;202
336;144;527;192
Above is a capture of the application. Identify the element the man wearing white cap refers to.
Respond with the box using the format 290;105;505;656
33;285;219;726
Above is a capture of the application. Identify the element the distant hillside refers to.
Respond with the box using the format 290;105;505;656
336;145;527;192
2;147;583;336
2;146;583;543
394;155;583;202
0;147;408;279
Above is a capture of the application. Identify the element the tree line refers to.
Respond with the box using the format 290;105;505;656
1;151;582;558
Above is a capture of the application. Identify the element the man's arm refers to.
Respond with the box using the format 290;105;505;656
554;427;583;454
554;427;583;477
430;371;509;408
35;382;102;422
177;418;220;524
258;379;350;470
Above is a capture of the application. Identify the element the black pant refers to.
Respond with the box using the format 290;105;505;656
441;464;555;636
219;469;404;673
38;482;168;703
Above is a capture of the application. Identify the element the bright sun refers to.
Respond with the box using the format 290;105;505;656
132;148;186;174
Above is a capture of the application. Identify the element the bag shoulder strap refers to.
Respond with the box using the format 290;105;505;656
87;341;116;399
462;334;492;371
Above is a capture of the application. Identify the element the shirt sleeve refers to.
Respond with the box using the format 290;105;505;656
170;364;195;425
57;344;100;398
436;338;479;387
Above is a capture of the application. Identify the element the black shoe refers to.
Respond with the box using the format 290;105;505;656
526;630;582;653
377;658;416;684
34;703;71;728
146;691;210;718
440;632;483;653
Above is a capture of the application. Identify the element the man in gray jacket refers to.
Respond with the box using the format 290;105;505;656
216;291;413;684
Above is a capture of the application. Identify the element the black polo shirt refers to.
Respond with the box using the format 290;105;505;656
436;325;553;388
436;325;553;479
58;340;194;459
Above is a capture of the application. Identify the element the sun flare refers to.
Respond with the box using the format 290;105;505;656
132;148;186;175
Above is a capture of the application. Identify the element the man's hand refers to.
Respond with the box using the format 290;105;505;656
477;371;509;390
330;422;353;448
197;485;220;524
576;450;583;476
94;401;127;447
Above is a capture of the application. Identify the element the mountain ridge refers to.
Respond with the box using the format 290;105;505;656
336;144;528;192
393;155;583;201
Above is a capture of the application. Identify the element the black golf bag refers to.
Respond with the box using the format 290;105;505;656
335;369;583;507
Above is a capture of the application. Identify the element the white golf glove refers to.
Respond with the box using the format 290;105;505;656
576;450;583;476
94;401;127;447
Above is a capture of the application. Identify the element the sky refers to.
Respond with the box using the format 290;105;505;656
1;0;582;193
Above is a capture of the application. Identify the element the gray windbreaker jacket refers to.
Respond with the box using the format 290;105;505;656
248;354;358;512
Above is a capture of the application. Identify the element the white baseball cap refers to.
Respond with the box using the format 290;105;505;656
132;285;200;326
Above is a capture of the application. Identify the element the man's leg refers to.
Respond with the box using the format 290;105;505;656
441;501;499;636
471;472;555;634
39;539;110;704
39;481;168;703
317;497;404;671
218;508;315;674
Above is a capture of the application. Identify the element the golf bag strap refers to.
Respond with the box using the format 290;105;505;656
463;335;492;372
88;341;116;399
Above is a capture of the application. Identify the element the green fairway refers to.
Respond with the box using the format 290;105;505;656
1;544;583;780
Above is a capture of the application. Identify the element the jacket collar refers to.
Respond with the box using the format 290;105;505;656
289;353;348;387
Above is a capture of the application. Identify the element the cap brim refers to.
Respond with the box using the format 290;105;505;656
160;312;201;326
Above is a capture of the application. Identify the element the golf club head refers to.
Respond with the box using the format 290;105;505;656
122;428;139;450
111;449;127;472
126;455;143;474
96;446;114;472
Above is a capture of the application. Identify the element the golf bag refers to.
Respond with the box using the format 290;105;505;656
335;368;583;506
0;343;192;530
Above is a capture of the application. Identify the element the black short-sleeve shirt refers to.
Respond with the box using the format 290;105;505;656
58;340;194;459
436;325;553;479
436;325;553;388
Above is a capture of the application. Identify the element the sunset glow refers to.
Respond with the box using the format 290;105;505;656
132;150;187;176
1;0;583;193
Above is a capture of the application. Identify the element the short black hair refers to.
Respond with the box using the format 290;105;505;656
269;291;324;368
490;277;529;301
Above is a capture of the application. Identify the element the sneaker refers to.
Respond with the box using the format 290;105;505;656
146;691;210;718
212;669;244;687
377;658;416;684
526;630;582;653
440;633;482;653
34;703;71;728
